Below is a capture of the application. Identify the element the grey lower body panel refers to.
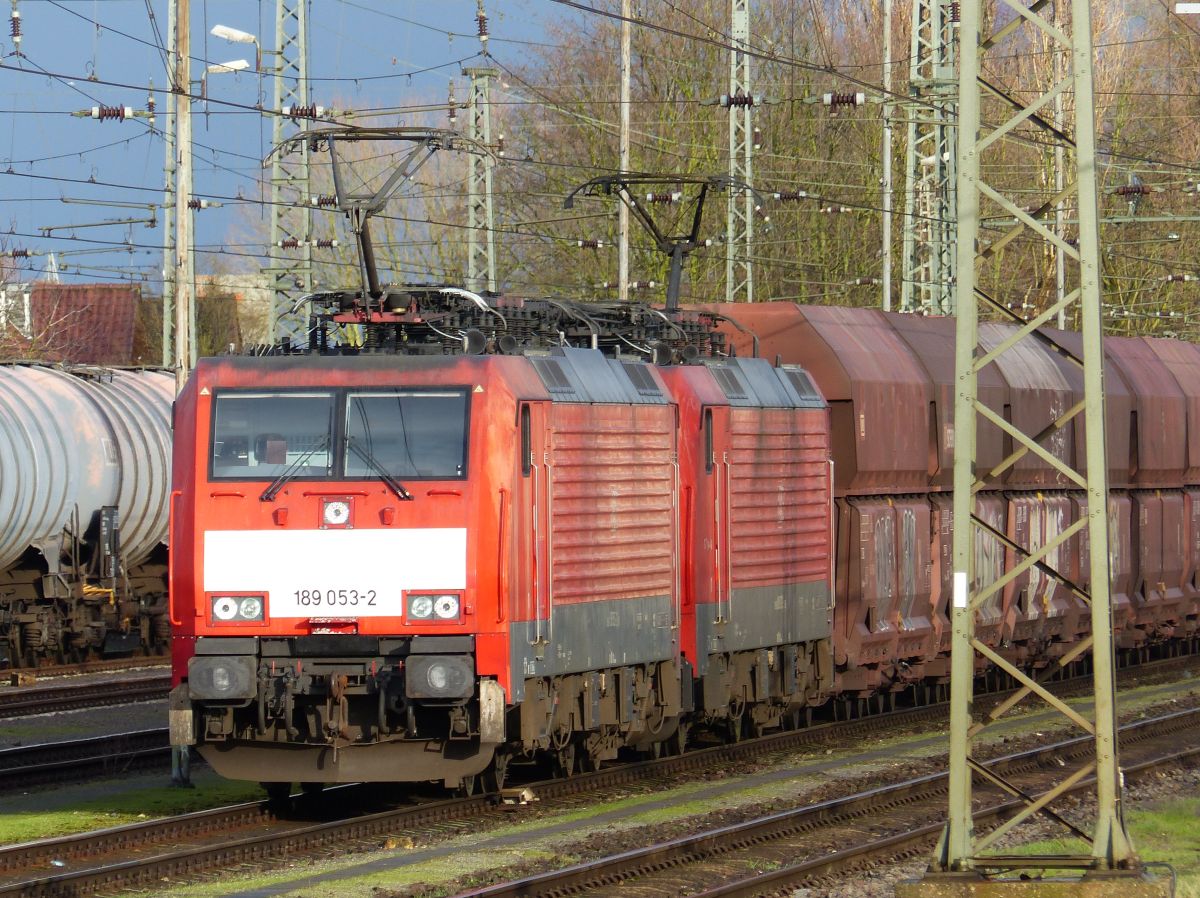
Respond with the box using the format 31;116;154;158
695;581;832;675
509;593;676;702
198;737;495;784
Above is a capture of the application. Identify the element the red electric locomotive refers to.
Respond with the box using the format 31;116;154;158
168;289;833;791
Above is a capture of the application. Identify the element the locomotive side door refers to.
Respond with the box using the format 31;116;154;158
705;405;733;629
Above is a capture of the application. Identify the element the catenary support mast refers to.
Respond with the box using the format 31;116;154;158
465;65;498;293
725;0;752;303
900;1;1169;895
268;0;313;346
161;0;176;368
900;0;957;315
171;0;192;393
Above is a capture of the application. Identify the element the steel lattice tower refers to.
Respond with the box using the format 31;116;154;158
900;0;957;315
725;0;752;304
901;1;1170;894
268;0;313;346
464;66;498;294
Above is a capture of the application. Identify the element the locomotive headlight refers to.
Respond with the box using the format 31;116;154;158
322;498;351;527
408;595;434;619
407;593;460;622
405;654;474;699
210;594;266;623
433;595;460;620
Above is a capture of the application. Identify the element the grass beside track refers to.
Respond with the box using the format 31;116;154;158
1008;798;1200;898
0;770;261;844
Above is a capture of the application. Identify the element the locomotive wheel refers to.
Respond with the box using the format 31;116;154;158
482;751;509;793
666;720;690;756
456;774;479;797
553;743;576;778
262;781;292;808
726;696;747;743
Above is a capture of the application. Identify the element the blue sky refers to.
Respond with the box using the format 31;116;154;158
0;0;570;289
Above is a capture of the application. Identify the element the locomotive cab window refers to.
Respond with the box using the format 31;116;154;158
344;390;469;480
210;391;335;480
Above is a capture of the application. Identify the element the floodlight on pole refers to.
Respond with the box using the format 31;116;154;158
211;23;261;71
202;60;250;97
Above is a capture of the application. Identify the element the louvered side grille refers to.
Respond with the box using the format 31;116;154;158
728;408;830;587
549;404;676;603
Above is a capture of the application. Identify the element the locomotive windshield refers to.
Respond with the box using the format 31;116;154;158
345;391;468;479
208;388;468;481
210;392;335;479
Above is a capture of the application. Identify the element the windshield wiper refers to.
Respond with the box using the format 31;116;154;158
260;435;331;502
346;435;414;501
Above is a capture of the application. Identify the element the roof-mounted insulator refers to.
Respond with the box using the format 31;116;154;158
823;92;866;111
1163;274;1197;282
309;238;338;248
645;191;682;204
577;239;606;249
277;237;301;249
476;0;489;45
595;279;657;290
285;104;324;121
773;190;810;202
310;194;338;207
91;105;133;122
720;91;758;108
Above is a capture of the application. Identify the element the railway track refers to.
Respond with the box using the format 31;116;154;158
0;674;170;719
0;730;168;792
1;676;1195;898
1;657;167;681
0;697;989;898
457;709;1200;898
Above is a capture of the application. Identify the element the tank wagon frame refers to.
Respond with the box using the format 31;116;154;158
0;364;173;666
